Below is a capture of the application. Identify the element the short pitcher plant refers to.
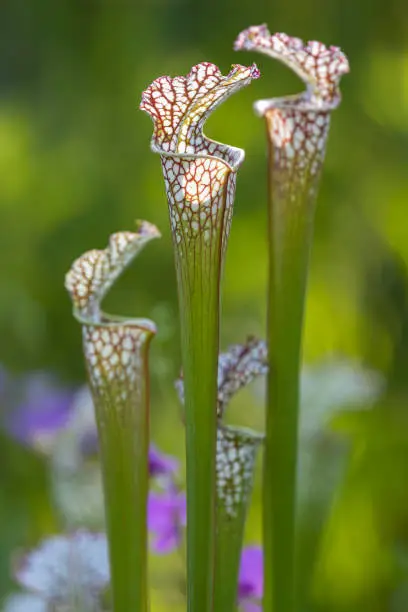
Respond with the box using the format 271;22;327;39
6;25;353;612
65;222;160;612
175;336;267;611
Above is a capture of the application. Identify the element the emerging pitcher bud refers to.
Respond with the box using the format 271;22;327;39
175;337;265;611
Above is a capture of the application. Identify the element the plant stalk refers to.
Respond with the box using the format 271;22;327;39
233;25;349;612
263;111;321;612
140;61;259;612
175;229;223;612
214;511;243;612
83;320;155;612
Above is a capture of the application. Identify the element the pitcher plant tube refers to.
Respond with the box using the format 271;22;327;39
214;426;263;612
176;337;267;612
235;25;349;612
141;63;260;611
65;221;160;612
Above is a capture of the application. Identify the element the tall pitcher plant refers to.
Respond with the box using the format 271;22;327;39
141;62;260;612
235;25;349;612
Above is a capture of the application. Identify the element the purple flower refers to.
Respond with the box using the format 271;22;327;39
147;490;186;553
238;546;263;611
148;444;179;480
3;372;75;450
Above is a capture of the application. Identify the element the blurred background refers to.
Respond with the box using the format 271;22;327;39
1;0;408;610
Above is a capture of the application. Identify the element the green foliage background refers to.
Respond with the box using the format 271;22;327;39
1;0;408;610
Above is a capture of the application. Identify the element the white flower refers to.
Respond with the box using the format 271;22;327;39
15;531;109;606
252;357;384;506
253;357;383;438
50;387;104;528
3;593;46;612
299;359;383;440
297;359;383;505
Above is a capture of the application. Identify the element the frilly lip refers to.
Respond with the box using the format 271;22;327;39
65;221;160;323
175;336;268;418
234;25;349;111
140;62;260;171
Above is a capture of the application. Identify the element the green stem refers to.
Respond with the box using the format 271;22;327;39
84;320;155;612
176;231;221;612
263;110;324;612
214;511;243;612
160;144;239;611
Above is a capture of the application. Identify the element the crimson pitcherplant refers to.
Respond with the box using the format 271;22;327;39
235;24;349;612
141;62;260;612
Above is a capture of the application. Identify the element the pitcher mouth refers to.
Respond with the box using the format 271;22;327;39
150;139;245;173
99;314;157;335
254;92;341;118
74;311;157;336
